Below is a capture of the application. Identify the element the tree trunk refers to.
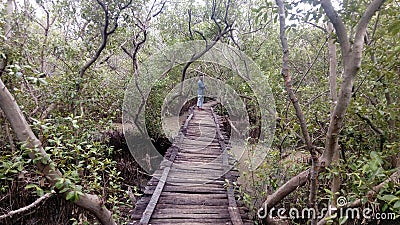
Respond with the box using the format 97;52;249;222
318;22;341;225
327;22;338;108
327;19;341;207
320;0;386;166
0;78;116;225
0;0;13;71
275;1;319;223
263;0;386;218
5;0;13;40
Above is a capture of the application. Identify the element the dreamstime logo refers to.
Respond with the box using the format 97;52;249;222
122;41;276;185
336;196;347;207
257;196;397;221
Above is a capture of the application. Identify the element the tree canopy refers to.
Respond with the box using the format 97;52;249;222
0;0;399;224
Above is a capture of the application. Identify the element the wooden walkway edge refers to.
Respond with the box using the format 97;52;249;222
130;101;252;225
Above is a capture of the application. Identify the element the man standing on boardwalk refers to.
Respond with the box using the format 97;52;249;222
197;75;205;110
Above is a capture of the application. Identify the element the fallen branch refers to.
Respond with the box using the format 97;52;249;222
264;169;309;208
349;168;400;208
0;192;53;220
317;168;400;225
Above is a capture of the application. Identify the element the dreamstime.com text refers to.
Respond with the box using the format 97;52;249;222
257;196;397;220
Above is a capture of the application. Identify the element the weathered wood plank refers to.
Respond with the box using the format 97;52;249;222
148;218;232;224
130;102;249;225
151;213;231;219
139;165;170;224
211;107;244;225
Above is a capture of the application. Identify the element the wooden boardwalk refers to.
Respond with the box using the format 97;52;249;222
130;101;252;225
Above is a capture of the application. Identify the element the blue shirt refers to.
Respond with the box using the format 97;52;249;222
197;79;205;95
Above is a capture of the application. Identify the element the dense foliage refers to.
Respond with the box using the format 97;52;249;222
0;0;399;224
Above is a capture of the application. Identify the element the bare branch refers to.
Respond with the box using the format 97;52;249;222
294;37;328;93
121;44;133;59
77;0;132;92
241;21;271;35
179;0;233;86
131;30;147;71
211;0;222;33
194;30;207;42
302;20;327;32
320;0;386;165
107;0;133;35
356;112;383;135
354;0;385;49
370;11;381;43
152;1;166;17
188;9;194;40
327;22;338;106
223;0;231;26
0;192;53;220
276;0;314;156
77;0;109;83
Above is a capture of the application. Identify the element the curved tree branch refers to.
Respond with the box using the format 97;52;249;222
320;0;350;55
0;192;54;221
0;78;116;225
179;0;233;89
76;0;132;93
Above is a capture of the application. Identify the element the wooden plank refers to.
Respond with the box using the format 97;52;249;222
144;186;227;195
137;105;197;224
148;218;232;224
160;192;227;198
165;178;225;185
157;197;229;205
229;207;244;225
151;212;230;219
131;102;250;225
211;107;244;225
139;166;170;224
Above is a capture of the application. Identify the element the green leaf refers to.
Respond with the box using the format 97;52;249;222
59;187;70;193
382;203;389;212
263;12;268;22
324;188;334;196
25;184;37;189
36;188;44;196
379;195;399;203
38;78;48;85
66;191;75;201
55;178;65;189
393;200;400;209
389;20;400;35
